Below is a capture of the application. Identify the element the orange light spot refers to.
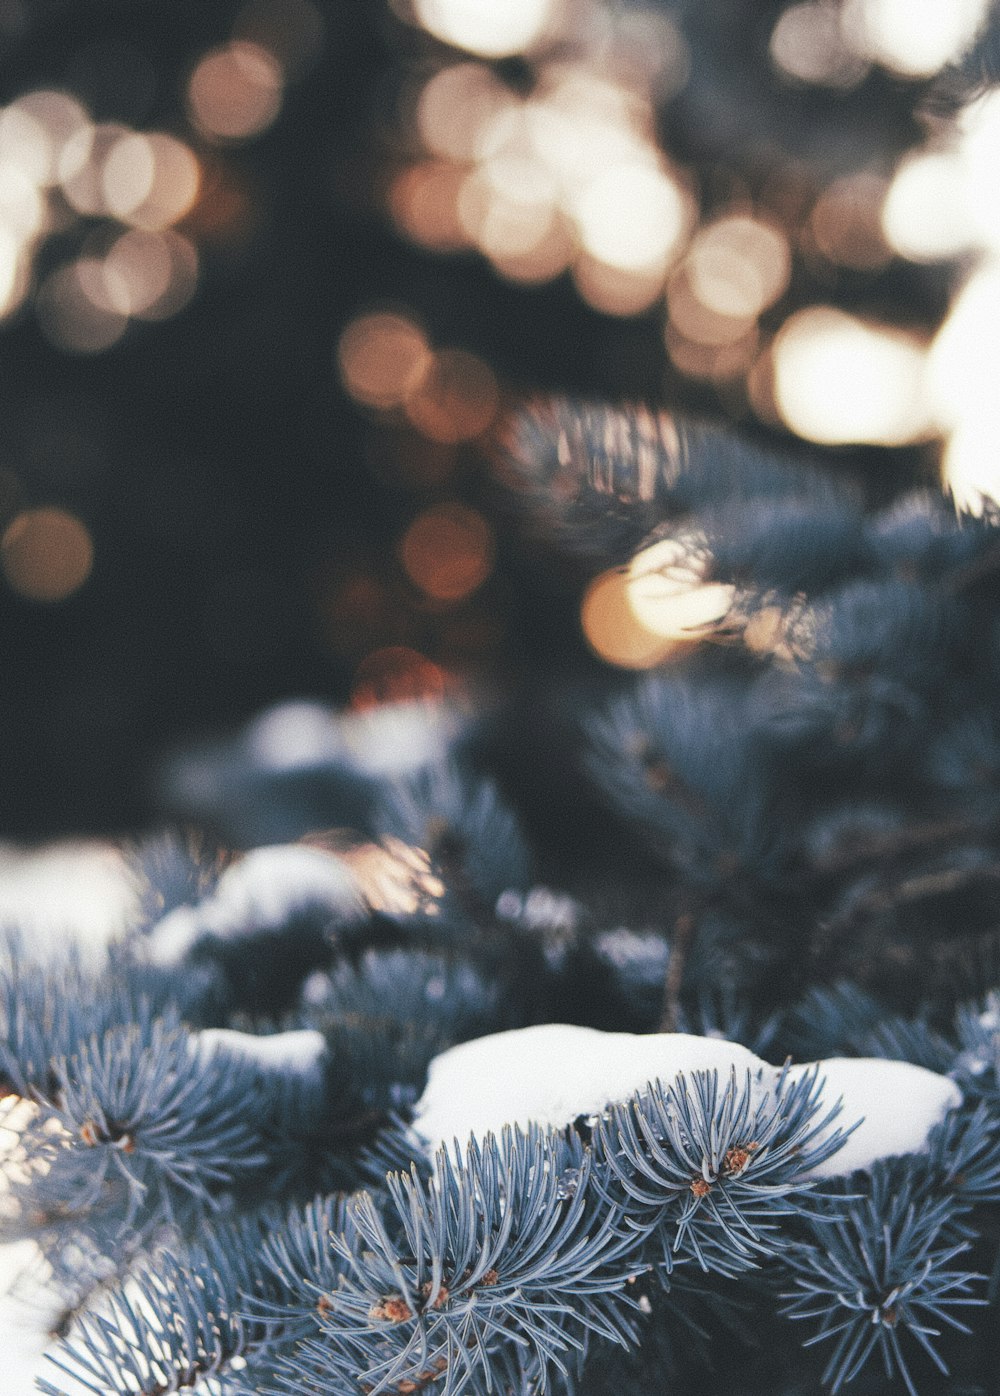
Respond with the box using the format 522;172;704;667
351;647;447;709
337;313;433;412
187;41;283;143
2;508;93;602
404;348;499;443
388;161;471;253
399;502;494;603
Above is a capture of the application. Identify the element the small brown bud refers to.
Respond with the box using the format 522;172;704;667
480;1268;499;1287
80;1121;100;1147
722;1141;758;1177
421;1281;449;1309
690;1177;712;1198
370;1295;413;1323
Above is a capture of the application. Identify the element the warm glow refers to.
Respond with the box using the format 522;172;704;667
351;647;447;708
404;348;499;442
0;162;45;242
841;0;989;77
581;568;676;669
101;229;198;320
956;92;1000;253
36;261;129;353
667;264;756;346
882;153;973;262
458;154;559;263
773;306;931;445
490;216;575;285
399;502;495;602
417;64;518;163
573;252;666;317
58;122;129;216
0;93;84;191
686;215;791;318
929;262;1000;508
388;162;471;252
572;164;688;273
413;0;555;58
0;226;22;314
928;263;1000;431
666;322;759;381
1;508;93;602
102;133;200;230
187;41;284;142
626;536;734;642
769;3;870;87
337;312;433;411
809;172;891;270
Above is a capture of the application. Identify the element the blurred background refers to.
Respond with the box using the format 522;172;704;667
0;0;995;839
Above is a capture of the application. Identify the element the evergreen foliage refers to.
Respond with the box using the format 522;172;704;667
5;401;1000;1395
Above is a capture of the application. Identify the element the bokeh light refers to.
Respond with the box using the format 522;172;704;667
929;263;1000;509
1;507;93;602
404;348;499;442
102;133;200;230
416;63;518;163
581;568;677;669
769;3;870;87
571;164;688;274
840;0;990;78
388;161;471;252
685;215;791;318
0;91;90;185
399;502;495;603
187;41;284;143
626;535;734;647
412;0;556;58
59;121;130;216
881;153;974;263
772;306;931;445
351;647;447;708
100;229;199;320
337;312;433;411
35;260;129;353
809;172;891;270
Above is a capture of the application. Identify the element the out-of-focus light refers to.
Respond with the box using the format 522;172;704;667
404;347;499;442
0;91;90;185
1;507;93;602
769;3;870;87
58;121;129;216
773;306;931;445
0;224;29;319
581;568;676;669
337;312;433;411
413;0;555;58
571;164;688;273
36;260;128;352
573;252;666;317
881;152;974;262
667;264;756;346
102;133;200;230
489;215;575;285
187;41;284;143
417;63;518;163
929;263;1000;509
686;215;791;318
666;322;759;381
351;647;447;708
841;0;989;78
809;172;891;270
388;161;471;252
399;501;495;602
0;162;45;242
458;154;558;261
100;229;198;320
957;92;1000;252
627;536;734;644
234;0;325;81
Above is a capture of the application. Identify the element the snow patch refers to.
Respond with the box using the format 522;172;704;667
197;1027;328;1075
148;845;364;966
413;1024;961;1176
